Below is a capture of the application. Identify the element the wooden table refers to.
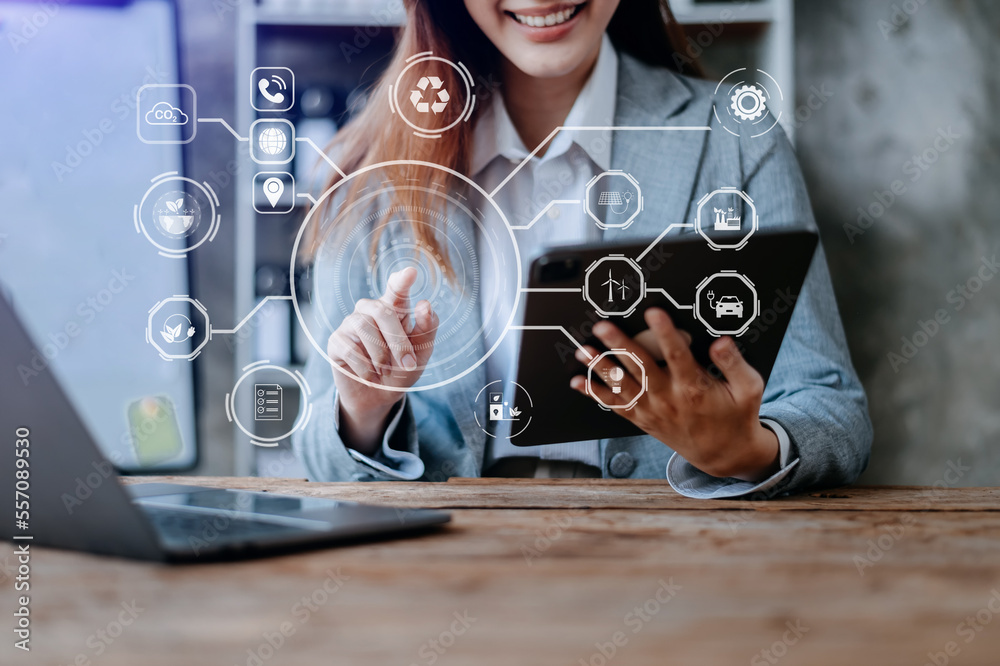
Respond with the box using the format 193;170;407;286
3;479;1000;665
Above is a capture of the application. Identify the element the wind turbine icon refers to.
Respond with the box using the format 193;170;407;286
601;270;629;302
602;270;619;302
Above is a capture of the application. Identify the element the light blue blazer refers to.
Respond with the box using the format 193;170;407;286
294;53;873;497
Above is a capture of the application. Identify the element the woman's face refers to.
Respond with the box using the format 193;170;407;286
463;1;620;79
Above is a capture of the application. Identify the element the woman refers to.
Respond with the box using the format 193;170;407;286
294;0;872;498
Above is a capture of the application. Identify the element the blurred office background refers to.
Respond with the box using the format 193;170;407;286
2;0;996;485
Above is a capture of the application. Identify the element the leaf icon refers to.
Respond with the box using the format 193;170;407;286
166;200;178;213
174;198;185;211
160;328;175;344
510;406;521;417
171;323;182;339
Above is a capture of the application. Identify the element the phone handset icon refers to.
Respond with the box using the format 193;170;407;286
252;68;294;112
258;76;286;105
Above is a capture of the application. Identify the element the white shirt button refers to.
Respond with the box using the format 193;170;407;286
547;206;561;220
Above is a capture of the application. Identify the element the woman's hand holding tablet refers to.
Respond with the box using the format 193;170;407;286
570;308;781;483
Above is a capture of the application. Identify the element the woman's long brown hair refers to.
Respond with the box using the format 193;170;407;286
309;0;700;273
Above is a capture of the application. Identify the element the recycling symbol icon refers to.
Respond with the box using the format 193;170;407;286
409;76;450;114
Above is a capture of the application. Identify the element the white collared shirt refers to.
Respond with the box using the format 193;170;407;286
473;34;619;468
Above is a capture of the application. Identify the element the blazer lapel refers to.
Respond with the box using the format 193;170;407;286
605;54;713;244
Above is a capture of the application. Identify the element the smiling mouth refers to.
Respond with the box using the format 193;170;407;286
505;2;586;28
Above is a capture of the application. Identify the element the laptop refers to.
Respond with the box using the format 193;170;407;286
0;293;449;563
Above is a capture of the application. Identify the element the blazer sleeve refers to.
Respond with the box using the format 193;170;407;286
293;351;425;482
291;225;426;482
744;127;873;494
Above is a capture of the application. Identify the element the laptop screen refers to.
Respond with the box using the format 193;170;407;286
0;0;198;470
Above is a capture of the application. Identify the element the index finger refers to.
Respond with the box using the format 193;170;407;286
645;308;704;387
380;267;418;311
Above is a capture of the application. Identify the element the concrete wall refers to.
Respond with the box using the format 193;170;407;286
794;0;1000;485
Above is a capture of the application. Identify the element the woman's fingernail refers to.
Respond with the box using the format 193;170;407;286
401;354;417;371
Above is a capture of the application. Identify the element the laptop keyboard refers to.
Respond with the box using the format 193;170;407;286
140;505;307;543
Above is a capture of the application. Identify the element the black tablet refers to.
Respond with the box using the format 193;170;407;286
510;226;818;446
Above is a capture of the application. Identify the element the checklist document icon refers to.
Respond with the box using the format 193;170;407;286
255;384;283;421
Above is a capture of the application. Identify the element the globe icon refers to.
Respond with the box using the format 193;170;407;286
258;127;287;156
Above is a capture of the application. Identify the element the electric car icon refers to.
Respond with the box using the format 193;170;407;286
714;295;744;318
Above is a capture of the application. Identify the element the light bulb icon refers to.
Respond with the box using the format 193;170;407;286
608;366;625;394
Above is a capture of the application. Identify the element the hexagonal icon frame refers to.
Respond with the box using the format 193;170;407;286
694;271;760;337
146;295;210;361
696;187;758;251
586;348;647;411
583;255;646;318
584;170;643;230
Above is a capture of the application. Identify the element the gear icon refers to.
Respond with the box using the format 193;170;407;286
731;85;767;122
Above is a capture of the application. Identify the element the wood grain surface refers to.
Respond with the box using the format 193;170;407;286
3;480;999;666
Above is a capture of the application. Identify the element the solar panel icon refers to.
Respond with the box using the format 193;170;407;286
598;190;633;214
598;191;623;206
255;383;283;421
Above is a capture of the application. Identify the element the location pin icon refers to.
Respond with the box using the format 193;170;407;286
263;177;284;208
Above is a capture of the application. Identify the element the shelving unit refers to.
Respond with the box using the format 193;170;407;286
230;0;795;476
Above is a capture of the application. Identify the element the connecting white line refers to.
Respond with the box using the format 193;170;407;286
212;295;293;336
511;200;581;230
635;223;696;262
519;288;582;293
297;192;319;205
490;125;712;197
296;137;347;179
645;288;694;311
198;117;248;141
510;325;593;361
